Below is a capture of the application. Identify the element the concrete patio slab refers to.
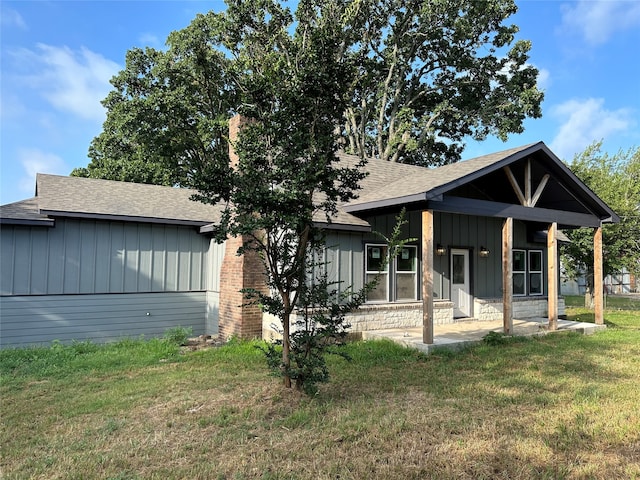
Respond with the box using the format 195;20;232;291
360;318;606;354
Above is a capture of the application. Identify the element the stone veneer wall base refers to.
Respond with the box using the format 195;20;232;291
262;297;566;339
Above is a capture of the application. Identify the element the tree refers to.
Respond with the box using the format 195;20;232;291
195;0;370;392
340;0;543;165
562;142;640;305
72;14;235;185
79;0;543;182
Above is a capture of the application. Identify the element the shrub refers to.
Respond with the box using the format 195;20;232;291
163;326;193;346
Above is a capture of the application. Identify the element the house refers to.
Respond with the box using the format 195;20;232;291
0;176;225;347
0;127;618;348
562;268;638;295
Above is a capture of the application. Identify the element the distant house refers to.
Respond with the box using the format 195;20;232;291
0;127;618;348
562;268;638;296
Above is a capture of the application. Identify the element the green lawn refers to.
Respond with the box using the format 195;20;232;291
2;298;639;479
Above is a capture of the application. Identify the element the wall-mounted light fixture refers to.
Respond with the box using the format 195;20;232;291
479;246;490;258
436;244;447;256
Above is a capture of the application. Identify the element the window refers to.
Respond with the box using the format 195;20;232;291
513;249;526;296
513;249;544;296
365;244;388;301
395;246;418;300
528;250;543;295
365;244;419;302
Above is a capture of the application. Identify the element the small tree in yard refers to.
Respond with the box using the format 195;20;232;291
562;142;640;306
190;1;370;391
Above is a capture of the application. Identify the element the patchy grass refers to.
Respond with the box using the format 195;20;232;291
564;293;640;311
2;304;640;479
564;294;640;330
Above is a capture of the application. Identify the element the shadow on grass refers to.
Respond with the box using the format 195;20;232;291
322;329;630;406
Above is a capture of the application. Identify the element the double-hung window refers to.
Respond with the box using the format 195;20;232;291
395;246;418;300
365;244;418;302
513;249;543;296
365;244;388;301
513;249;527;296
528;250;543;295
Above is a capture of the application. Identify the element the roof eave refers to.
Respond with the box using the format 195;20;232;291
313;221;371;232
343;192;429;213
40;210;212;227
0;218;55;227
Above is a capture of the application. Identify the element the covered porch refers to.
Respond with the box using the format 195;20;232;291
342;143;619;346
362;317;606;354
417;149;617;345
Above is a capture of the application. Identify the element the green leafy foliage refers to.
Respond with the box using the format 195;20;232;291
483;331;510;346
80;0;543;183
163;326;193;346
340;0;543;165
253;209;411;393
562;142;640;297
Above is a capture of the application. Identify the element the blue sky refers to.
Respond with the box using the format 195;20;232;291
1;0;639;205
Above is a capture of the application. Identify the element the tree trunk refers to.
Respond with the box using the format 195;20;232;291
282;309;291;389
584;273;595;309
584;289;594;309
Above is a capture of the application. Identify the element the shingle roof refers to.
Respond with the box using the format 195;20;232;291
0;197;54;226
1;140;617;231
36;174;223;226
340;143;540;211
1;173;370;231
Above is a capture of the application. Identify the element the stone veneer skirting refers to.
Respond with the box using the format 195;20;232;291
342;301;454;331
474;296;566;321
262;297;566;340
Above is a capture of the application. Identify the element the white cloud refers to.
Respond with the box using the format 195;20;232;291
561;0;640;45
549;98;634;160
18;149;69;194
14;44;120;122
0;6;27;29
139;33;163;49
536;68;551;91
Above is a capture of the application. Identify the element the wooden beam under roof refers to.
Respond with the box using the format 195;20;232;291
428;195;603;227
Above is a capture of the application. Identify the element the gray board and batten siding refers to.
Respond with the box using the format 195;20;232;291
0;217;225;348
324;210;554;305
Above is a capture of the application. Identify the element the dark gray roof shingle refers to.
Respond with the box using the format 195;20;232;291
3;140;615;230
0;197;54;226
36;174;223;226
341;143;539;211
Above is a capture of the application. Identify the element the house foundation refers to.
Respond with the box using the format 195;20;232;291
261;297;565;340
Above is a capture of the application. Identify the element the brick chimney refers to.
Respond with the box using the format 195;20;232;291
228;114;244;170
218;115;268;340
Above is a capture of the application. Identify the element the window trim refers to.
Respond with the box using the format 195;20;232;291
513;248;545;297
528;249;544;296
365;243;389;303
364;243;420;303
513;249;527;297
395;245;418;301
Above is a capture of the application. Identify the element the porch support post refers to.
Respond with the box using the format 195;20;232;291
594;226;604;325
421;210;434;344
502;217;513;335
547;222;558;330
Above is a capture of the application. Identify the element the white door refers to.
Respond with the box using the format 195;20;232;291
451;249;472;318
